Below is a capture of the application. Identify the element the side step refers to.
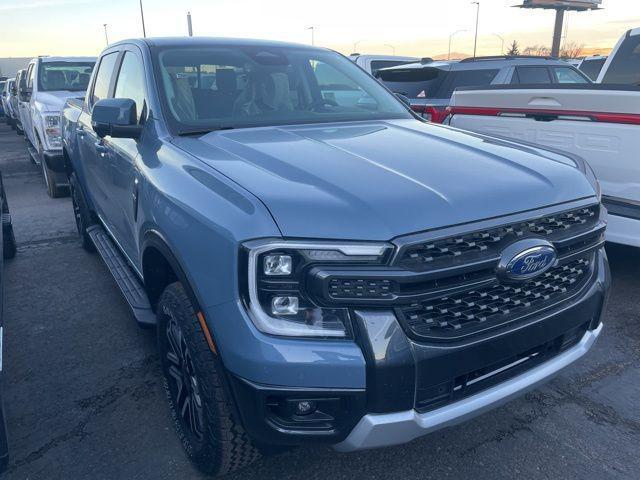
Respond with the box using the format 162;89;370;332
26;143;41;166
87;225;157;328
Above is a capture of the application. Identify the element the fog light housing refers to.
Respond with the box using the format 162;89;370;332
271;296;299;316
295;400;317;416
263;254;292;276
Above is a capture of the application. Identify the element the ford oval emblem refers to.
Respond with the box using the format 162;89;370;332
497;240;558;282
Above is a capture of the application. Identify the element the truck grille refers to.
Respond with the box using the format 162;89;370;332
397;205;598;271
397;257;591;340
309;202;604;342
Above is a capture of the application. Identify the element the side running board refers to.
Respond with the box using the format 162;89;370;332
87;225;157;327
26;143;41;166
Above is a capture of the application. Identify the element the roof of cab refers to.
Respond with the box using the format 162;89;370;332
112;36;324;50
38;56;97;63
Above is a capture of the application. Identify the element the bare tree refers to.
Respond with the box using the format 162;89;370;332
523;44;551;57
560;41;585;59
506;40;520;56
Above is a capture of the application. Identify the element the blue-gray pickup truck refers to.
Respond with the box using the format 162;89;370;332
60;37;610;476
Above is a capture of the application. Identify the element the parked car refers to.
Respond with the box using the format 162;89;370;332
13;70;26;135
0;80;5;117
61;37;608;477
578;55;607;81
376;55;591;123
597;27;640;85
19;56;96;197
349;54;421;75
0;171;17;472
1;79;14;124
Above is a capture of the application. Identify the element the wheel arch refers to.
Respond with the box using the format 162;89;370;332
141;230;203;313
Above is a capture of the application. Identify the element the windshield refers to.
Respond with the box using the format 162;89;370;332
377;67;447;99
38;61;95;92
151;45;412;134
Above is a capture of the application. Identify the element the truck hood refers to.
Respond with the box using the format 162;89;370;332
35;91;84;113
173;119;597;240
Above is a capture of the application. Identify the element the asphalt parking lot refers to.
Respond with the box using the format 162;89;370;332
0;122;638;480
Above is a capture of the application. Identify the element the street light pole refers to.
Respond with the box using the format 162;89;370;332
103;24;109;46
187;11;193;36
493;33;504;55
353;39;364;53
139;0;147;38
472;2;480;58
384;44;396;55
307;26;315;46
448;30;467;60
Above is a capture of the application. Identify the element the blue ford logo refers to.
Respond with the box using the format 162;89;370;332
498;240;557;282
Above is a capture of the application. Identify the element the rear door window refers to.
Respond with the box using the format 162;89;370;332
512;66;552;84
551;67;590;84
601;34;640;85
437;69;499;98
376;67;446;99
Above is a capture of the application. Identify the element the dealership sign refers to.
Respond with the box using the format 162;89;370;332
521;0;602;8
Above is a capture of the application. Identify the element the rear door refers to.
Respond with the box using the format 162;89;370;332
77;50;120;227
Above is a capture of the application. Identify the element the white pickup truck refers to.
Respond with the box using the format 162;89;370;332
19;56;95;197
445;27;640;248
445;83;640;247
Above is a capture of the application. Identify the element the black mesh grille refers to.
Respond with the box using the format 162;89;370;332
328;278;394;299
398;205;598;270
397;257;591;340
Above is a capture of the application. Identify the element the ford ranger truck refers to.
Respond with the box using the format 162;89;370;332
20;56;95;197
60;38;610;477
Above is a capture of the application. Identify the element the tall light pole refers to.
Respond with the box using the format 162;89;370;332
353;39;364;53
448;30;467;60
103;23;109;46
139;0;147;38
472;2;480;58
187;11;193;36
384;44;396;55
493;33;504;55
307;26;315;46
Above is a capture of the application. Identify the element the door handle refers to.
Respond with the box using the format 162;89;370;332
95;142;109;156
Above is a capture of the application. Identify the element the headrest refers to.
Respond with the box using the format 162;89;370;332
216;69;237;93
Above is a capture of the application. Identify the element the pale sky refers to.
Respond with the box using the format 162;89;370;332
0;0;639;58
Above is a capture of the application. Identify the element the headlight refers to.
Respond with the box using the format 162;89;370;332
43;113;62;149
242;240;393;338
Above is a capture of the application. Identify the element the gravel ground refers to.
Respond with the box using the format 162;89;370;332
0;122;638;480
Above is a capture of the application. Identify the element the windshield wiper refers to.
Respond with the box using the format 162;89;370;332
177;126;236;136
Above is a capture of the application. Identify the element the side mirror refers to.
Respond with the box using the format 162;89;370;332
19;88;31;103
92;98;142;139
395;93;411;107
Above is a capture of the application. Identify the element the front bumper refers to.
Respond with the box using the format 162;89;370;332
334;323;602;452
43;150;65;173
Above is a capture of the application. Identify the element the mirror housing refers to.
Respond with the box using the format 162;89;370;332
91;98;142;139
395;92;411;107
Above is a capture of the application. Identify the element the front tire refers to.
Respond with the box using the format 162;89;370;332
37;137;65;198
157;283;260;476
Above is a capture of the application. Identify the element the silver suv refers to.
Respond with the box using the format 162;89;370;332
376;55;591;122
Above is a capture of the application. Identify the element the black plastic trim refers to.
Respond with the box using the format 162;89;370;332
603;196;640;221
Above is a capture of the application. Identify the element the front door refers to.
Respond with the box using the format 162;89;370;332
99;48;149;267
